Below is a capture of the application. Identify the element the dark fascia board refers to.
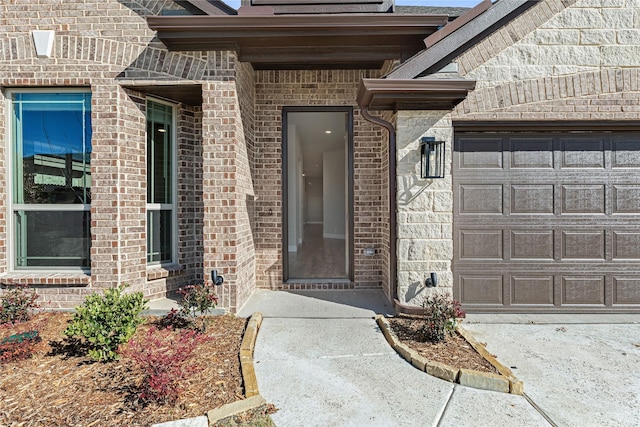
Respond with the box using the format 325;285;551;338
454;120;640;132
357;77;476;111
147;14;448;68
250;0;393;14
386;0;540;80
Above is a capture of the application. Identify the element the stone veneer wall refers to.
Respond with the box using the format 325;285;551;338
253;70;390;293
395;0;640;305
0;0;257;309
395;112;454;305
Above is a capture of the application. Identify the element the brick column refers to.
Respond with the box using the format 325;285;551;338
91;84;147;292
201;80;256;312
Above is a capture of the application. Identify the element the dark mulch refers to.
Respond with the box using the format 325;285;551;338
387;315;498;374
0;312;250;426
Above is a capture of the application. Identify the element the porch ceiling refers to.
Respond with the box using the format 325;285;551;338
356;77;476;111
146;14;449;69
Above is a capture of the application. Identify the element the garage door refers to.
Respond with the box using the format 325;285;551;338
453;130;640;313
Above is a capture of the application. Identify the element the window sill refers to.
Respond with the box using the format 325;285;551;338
0;272;91;286
147;264;184;281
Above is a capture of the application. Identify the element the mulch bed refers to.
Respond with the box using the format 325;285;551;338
0;312;248;426
387;315;498;374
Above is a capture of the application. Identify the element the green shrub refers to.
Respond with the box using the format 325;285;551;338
0;284;40;325
420;292;465;343
64;285;148;362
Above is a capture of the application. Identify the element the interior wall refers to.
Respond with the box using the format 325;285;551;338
287;123;300;251
305;178;323;223
322;148;346;239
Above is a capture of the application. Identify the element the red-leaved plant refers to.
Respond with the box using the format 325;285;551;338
0;284;40;325
0;330;41;364
121;326;212;404
420;292;466;343
176;283;218;332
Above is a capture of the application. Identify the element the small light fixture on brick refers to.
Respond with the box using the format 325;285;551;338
420;137;445;179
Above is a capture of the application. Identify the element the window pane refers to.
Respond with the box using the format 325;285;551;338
12;93;92;205
147;210;172;263
147;101;172;205
14;210;90;268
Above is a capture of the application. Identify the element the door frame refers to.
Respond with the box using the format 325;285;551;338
282;106;354;282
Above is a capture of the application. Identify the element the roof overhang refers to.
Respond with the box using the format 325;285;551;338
121;83;203;106
357;77;476;111
147;14;449;69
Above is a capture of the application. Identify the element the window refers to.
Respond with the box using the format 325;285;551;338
10;91;92;269
146;99;176;264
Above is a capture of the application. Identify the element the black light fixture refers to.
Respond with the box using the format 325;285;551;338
420;137;446;179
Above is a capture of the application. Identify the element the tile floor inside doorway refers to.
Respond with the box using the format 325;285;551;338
288;224;347;279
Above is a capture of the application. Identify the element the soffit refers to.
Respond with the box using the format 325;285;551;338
122;84;203;106
147;14;448;69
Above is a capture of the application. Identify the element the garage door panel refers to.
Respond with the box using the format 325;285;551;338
512;185;554;214
511;276;554;305
562;276;606;305
612;185;640;213
511;230;554;259
561;185;606;214
459;229;503;259
613;232;640;259
454;131;640;312
561;230;605;260
456;138;503;169
613;277;640;305
561;138;605;168
510;138;554;168
459;184;503;214
459;275;503;305
612;138;640;168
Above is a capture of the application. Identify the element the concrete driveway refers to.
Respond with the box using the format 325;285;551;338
464;315;640;427
238;290;639;426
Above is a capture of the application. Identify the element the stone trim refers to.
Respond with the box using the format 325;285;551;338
376;315;523;394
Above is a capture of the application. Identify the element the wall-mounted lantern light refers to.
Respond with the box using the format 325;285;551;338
420;137;445;179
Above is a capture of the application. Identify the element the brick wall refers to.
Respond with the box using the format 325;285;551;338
253;69;390;291
0;0;255;309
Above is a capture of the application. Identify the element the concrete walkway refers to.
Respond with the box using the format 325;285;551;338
237;290;550;427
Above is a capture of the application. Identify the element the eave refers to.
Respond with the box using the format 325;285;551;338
357;77;476;111
147;14;449;69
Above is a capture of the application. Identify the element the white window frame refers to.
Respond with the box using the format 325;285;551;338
146;97;178;267
6;88;92;273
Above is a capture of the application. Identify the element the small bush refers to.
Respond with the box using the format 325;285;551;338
420;293;465;343
0;284;40;325
64;285;148;362
0;331;41;364
156;308;193;330
122;326;211;404
177;283;218;331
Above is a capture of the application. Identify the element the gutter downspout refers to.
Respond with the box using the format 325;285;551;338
360;107;398;303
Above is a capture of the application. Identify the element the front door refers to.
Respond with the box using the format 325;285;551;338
283;107;353;281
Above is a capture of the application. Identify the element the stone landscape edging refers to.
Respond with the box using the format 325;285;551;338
375;315;523;395
152;312;268;427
